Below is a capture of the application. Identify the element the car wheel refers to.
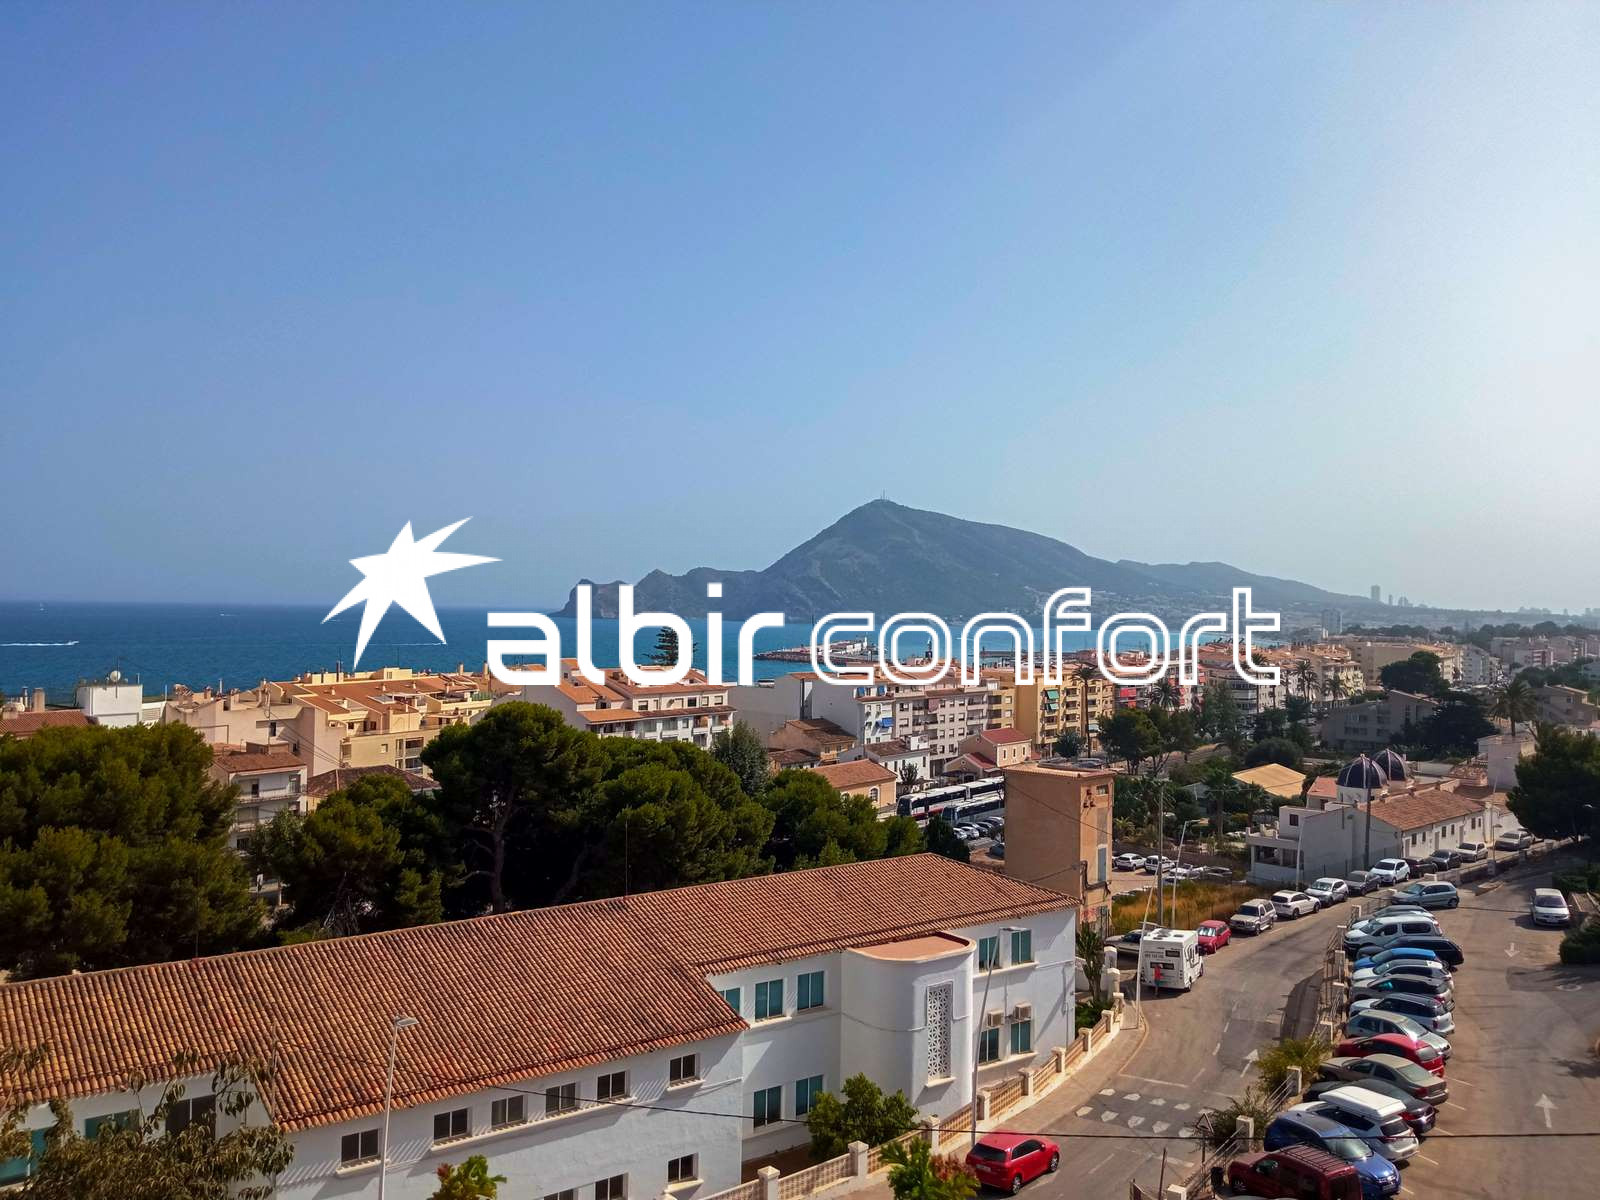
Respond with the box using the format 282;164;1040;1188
1047;1152;1060;1172
1011;1173;1024;1194
1449;898;1459;908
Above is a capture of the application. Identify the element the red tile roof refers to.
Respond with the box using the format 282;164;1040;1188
212;750;305;775
0;855;1072;1131
0;710;91;737
305;765;434;799
979;727;1030;745
1367;789;1485;832
805;760;897;790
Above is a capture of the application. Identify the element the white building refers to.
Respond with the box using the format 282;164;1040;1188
208;745;310;855
75;670;165;726
0;855;1077;1198
516;660;736;750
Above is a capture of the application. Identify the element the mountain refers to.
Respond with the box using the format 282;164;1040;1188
554;500;1380;622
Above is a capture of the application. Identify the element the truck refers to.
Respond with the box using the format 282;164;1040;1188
1137;928;1203;992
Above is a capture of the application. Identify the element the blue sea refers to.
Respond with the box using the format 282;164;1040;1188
0;602;850;705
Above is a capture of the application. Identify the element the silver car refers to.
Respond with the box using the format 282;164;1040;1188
1532;888;1571;927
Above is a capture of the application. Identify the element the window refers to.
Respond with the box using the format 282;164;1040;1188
978;1027;1001;1063
165;1095;215;1135
755;979;784;1021
796;970;825;1011
595;1176;627;1200
977;935;1000;970
340;1128;380;1165
433;1108;470;1142
491;1096;526;1128
249;781;260;797
669;1054;699;1086
1010;1018;1033;1055
84;1110;137;1139
545;1081;578;1117
1096;845;1108;884
795;1074;824;1116
720;986;741;1015
0;1130;47;1184
596;1071;627;1102
753;1085;782;1127
666;1153;697;1183
1010;928;1033;965
926;983;953;1081
544;1192;577;1200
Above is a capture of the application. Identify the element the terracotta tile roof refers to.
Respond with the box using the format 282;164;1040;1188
212;750;305;775
1367;788;1485;832
776;718;855;747
0;710;91;737
1308;776;1339;800
767;748;818;767
979;727;1029;745
305;765;434;799
0;856;1072;1131
805;760;898;790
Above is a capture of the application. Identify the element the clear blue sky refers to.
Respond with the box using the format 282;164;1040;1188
4;3;1597;612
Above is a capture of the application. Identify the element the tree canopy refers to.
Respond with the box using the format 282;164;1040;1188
1507;723;1600;842
805;1073;918;1159
0;724;262;979
1379;651;1448;697
711;721;771;799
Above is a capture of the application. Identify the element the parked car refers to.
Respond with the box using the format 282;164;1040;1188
965;1132;1060;1192
1532;888;1571;927
1272;890;1320;919
1293;1087;1420;1164
1230;899;1279;935
1349;995;1455;1035
1425;848;1464;872
1262;1110;1400;1199
1368;859;1410;886
1194;865;1236;882
1143;855;1177;873
1495;831;1535;851
1350;946;1442;972
1378;934;1464;967
1344;1011;1451;1060
989;840;1005;859
1456;840;1489;862
1113;852;1145;871
1165;864;1196;882
1391;880;1460;910
1197;919;1232;953
1334;1033;1447;1078
1318;1053;1448;1104
1352;974;1452;1009
1343;915;1440;956
1351;959;1454;993
1344;870;1379;896
1363;903;1434;922
1307;877;1350;906
1226;1144;1364;1200
1303;1080;1435;1138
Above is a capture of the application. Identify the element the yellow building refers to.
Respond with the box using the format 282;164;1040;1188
1008;661;1115;756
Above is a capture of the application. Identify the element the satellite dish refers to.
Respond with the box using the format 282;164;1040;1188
108;669;123;683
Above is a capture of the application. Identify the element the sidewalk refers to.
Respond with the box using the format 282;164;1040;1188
823;1006;1150;1197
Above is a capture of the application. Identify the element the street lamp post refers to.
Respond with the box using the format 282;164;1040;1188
971;925;1024;1150
377;1015;418;1200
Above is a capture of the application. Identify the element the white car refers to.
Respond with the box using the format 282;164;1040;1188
1306;877;1350;906
1270;890;1320;919
1368;858;1411;886
1143;856;1177;874
1113;853;1145;872
1532;888;1571;927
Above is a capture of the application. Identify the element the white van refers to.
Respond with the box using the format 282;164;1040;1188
1138;928;1203;992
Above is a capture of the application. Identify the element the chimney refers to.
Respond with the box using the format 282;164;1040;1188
32;687;46;712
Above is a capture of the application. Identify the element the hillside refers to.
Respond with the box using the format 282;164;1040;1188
554;500;1380;622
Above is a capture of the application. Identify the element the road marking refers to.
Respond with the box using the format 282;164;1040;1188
1241;1048;1259;1076
1100;1088;1116;1096
1077;1106;1094;1117
1174;1102;1191;1111
1506;942;1518;958
1558;982;1582;992
1222;1019;1231;1033
1101;1110;1119;1123
1213;1041;1221;1055
1124;1092;1142;1102
1178;1126;1195;1138
1121;1074;1189;1089
1536;1094;1556;1129
1417;1154;1441;1167
1152;1121;1171;1135
1150;1097;1166;1106
1084;1151;1116;1176
1451;1076;1476;1088
1128;1115;1146;1128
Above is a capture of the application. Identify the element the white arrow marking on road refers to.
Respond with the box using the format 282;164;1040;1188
1536;1095;1555;1130
1506;942;1518;958
1241;1048;1259;1076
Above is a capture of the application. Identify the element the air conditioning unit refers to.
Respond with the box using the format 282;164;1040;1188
1011;1002;1033;1022
983;1010;1004;1029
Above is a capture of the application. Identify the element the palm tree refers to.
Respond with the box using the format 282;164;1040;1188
1324;671;1349;709
1493;678;1537;735
1295;661;1319;707
1151;676;1180;711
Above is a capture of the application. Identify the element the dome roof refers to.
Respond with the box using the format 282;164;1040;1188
1372;748;1408;782
1337;755;1388;790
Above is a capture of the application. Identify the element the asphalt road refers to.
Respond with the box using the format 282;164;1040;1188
1013;856;1600;1200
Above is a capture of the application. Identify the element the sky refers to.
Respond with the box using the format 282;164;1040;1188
3;2;1597;614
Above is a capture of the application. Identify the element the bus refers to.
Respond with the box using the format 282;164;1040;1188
900;777;1005;824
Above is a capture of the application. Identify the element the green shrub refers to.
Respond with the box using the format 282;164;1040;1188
1076;995;1115;1030
1559;921;1600;965
1256;1035;1330;1091
806;1073;918;1159
1552;864;1600;895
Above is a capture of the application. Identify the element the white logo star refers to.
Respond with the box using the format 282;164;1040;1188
324;519;498;668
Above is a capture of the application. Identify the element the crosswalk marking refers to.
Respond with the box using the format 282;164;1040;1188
1101;1111;1119;1122
1127;1115;1145;1128
1150;1097;1166;1106
1178;1126;1195;1138
1153;1121;1171;1135
1124;1092;1141;1102
1077;1106;1094;1117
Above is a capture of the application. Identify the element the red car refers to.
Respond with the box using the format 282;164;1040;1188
1196;919;1231;953
965;1132;1060;1192
1335;1032;1445;1077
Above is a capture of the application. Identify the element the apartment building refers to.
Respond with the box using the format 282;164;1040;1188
1320;691;1440;752
1458;644;1503;687
514;660;735;749
0;856;1077;1199
767;718;856;763
1001;763;1115;917
1009;663;1114;756
208;744;309;854
945;727;1033;779
836;736;931;789
1338;639;1464;685
1534;684;1600;728
167;667;500;776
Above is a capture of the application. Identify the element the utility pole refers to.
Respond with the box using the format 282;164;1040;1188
1156;788;1165;927
1363;754;1374;871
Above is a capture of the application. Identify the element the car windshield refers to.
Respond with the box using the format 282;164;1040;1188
1535;897;1566;909
969;1145;1006;1162
1327;1136;1371;1161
